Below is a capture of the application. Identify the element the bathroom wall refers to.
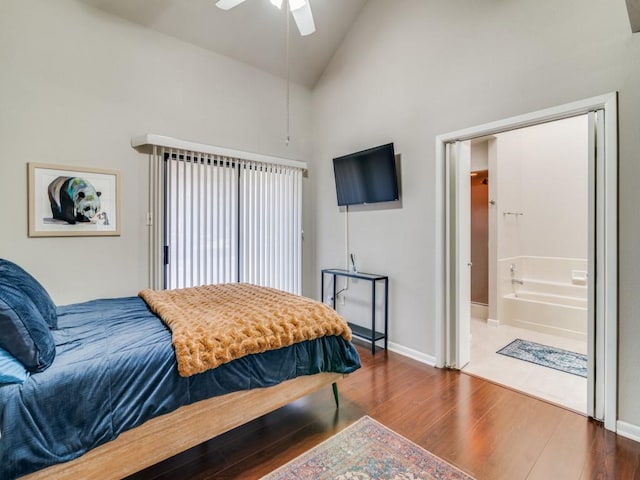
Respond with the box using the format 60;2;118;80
494;115;589;325
470;140;491;307
495;115;589;262
494;132;524;261
519;116;589;258
470;169;489;304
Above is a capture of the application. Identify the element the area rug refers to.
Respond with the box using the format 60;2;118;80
260;416;474;480
496;338;587;377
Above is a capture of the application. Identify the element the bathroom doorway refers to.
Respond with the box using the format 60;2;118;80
464;116;589;414
436;93;618;429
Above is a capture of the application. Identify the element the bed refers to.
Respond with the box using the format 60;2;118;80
0;260;361;480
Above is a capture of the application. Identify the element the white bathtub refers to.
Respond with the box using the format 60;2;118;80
502;291;587;340
498;257;588;340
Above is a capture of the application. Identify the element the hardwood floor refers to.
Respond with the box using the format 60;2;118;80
128;343;640;480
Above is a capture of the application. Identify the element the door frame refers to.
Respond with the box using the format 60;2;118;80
434;92;618;431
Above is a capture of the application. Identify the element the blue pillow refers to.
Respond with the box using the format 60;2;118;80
0;346;29;385
0;259;57;329
0;282;56;373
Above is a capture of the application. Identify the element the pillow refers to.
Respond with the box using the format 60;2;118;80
0;346;29;385
0;258;57;329
0;282;56;373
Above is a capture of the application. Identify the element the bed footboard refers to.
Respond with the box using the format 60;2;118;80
21;372;345;480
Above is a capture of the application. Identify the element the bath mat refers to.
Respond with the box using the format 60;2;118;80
260;416;474;480
497;339;587;377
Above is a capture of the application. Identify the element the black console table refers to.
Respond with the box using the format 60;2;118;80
321;268;388;355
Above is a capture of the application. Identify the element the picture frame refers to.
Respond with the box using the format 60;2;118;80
28;163;121;237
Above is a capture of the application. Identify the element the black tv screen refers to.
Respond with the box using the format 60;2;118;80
333;143;398;206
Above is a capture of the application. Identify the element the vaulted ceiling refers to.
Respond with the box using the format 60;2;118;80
78;0;369;88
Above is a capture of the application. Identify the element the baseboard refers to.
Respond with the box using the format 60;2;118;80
470;302;488;320
388;341;436;366
617;420;640;442
353;337;437;368
487;318;500;327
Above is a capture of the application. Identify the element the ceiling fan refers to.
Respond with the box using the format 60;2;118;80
215;0;316;36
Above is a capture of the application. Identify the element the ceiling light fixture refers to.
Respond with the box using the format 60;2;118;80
215;0;315;36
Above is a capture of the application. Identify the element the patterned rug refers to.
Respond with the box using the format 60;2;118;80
497;338;587;377
260;416;474;480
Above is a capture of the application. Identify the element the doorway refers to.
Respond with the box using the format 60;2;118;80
463;116;589;414
435;93;618;431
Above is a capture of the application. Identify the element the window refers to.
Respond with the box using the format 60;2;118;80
239;161;302;293
148;146;303;294
165;154;238;289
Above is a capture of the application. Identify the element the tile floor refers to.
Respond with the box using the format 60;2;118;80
462;316;587;414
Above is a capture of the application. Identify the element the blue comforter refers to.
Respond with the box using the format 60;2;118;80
0;297;360;479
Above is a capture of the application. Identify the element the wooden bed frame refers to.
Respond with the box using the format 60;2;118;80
21;372;344;480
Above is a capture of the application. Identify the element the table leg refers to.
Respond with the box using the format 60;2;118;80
384;278;389;350
371;280;376;355
332;274;336;309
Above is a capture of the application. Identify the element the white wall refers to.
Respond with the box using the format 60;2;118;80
311;0;640;426
470;141;488;171
0;0;312;305
495;115;588;261
494;131;524;260
520;116;589;258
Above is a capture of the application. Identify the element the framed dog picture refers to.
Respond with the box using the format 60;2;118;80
28;163;121;237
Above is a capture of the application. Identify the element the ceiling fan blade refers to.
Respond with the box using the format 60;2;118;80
215;0;247;10
290;1;315;36
288;0;306;10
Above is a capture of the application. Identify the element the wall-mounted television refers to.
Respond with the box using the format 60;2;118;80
333;143;399;207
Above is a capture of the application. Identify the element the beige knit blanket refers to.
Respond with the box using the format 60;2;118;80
139;283;352;377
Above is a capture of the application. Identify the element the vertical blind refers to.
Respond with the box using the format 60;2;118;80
166;152;238;289
239;161;302;293
148;146;303;295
